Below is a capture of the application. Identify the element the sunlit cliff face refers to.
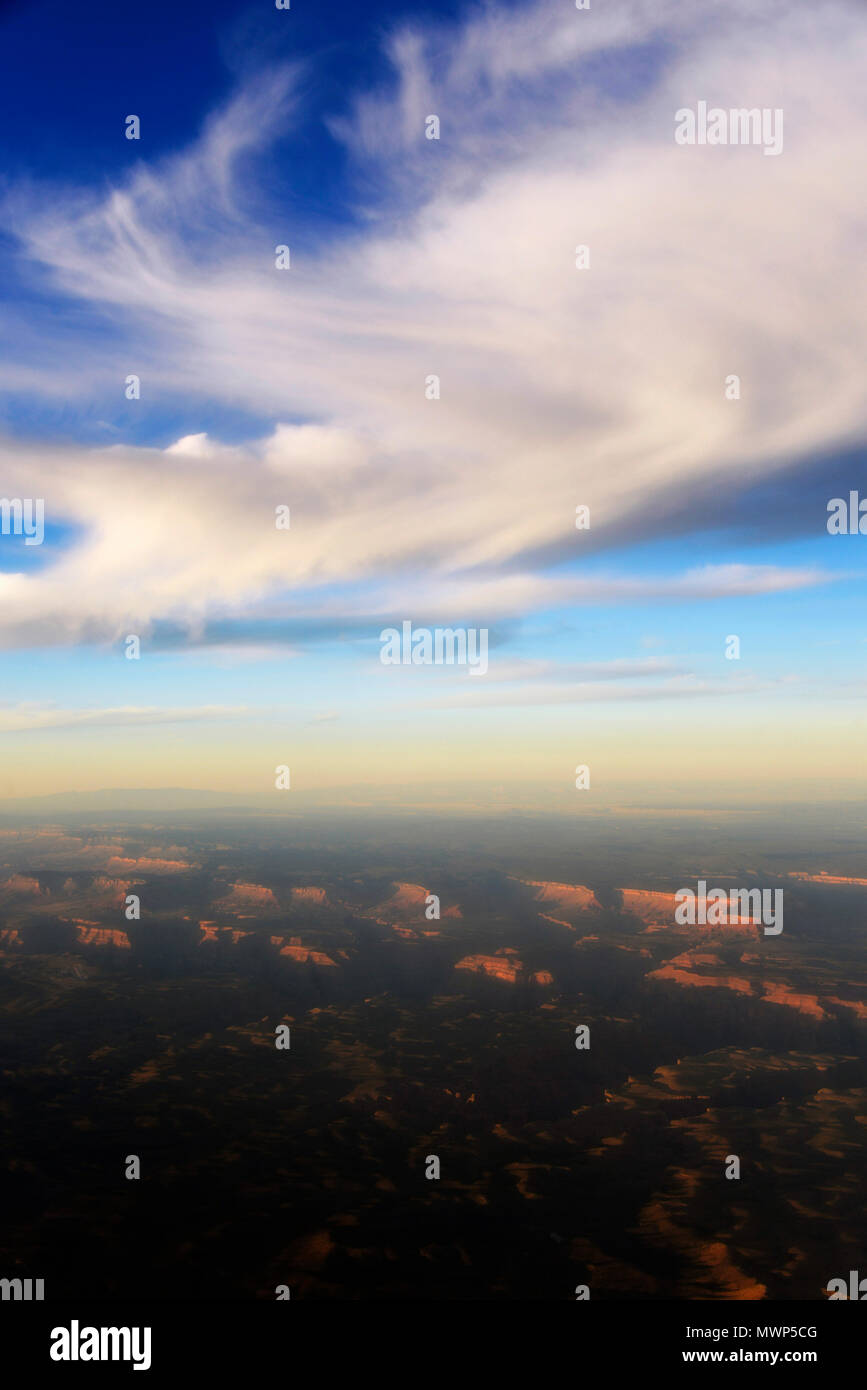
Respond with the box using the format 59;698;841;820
73;925;130;950
455;953;554;988
270;937;338;967
214;882;279;912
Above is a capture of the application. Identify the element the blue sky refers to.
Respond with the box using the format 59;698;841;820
0;0;864;806
0;0;471;179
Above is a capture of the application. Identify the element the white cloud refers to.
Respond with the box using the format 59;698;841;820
0;704;250;733
427;674;777;709
0;0;863;649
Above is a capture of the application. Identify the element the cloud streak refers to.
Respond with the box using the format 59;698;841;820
0;704;250;733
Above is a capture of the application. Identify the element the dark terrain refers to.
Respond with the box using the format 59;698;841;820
0;807;865;1300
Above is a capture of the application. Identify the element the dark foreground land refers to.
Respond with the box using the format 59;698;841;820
1;807;865;1300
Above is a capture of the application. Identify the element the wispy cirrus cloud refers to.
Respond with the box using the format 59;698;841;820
0;0;863;656
426;673;783;709
0;704;250;733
